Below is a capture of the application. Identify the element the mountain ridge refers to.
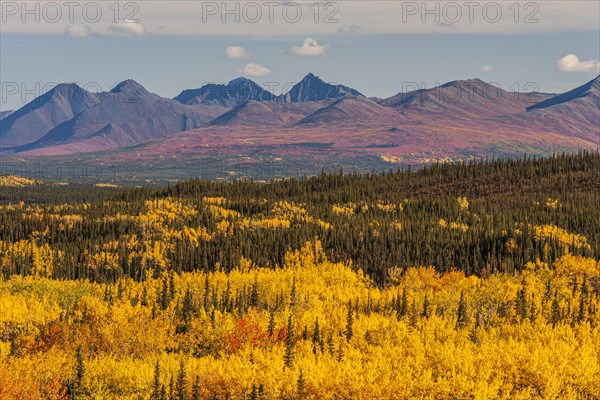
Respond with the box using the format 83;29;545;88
2;74;598;162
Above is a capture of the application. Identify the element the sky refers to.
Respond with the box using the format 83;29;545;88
1;0;599;111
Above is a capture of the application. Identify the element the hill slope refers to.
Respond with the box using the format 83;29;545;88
296;96;405;126
209;101;327;127
380;79;552;119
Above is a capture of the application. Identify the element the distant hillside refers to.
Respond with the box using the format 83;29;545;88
526;75;599;127
296;96;405;126
209;101;327;127
380;79;553;119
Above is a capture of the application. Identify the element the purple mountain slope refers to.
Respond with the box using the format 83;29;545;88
0;84;100;147
296;96;405;126
209;100;327;127
380;79;554;119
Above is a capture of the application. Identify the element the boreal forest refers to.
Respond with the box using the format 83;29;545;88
0;152;599;399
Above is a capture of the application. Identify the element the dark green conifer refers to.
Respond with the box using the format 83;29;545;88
345;301;353;340
284;315;295;368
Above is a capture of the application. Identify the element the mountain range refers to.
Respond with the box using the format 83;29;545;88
0;73;598;179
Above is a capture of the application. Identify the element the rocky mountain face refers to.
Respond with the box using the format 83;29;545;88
174;77;276;107
282;73;362;103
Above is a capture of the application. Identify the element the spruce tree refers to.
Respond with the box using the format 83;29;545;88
551;291;561;327
181;287;194;331
290;277;297;307
160;278;170;310
284;315;295;368
345;301;353;340
268;311;275;337
72;346;86;398
455;291;469;329
422;294;430;319
297;369;306;399
169;272;177;300
117;279;124;300
516;287;528;320
175;359;188;400
151;360;161;400
327;333;334;356
250;275;259;307
141;285;149;307
203;274;210;311
398;288;408;319
191;376;201;400
312;318;323;354
337;341;344;362
223;279;232;312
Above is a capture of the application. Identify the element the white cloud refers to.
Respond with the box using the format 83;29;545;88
225;46;250;59
479;65;494;73
337;25;361;34
108;20;147;36
556;54;600;73
65;23;92;38
286;38;328;56
237;63;271;77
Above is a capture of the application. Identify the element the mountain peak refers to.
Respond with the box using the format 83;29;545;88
174;78;274;107
110;79;148;94
441;78;491;89
301;72;321;82
47;83;89;99
52;82;83;91
284;73;361;102
227;77;253;86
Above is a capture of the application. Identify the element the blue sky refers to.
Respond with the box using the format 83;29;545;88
1;1;599;111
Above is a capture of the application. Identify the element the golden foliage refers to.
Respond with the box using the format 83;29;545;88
0;175;39;187
553;253;600;278
1;243;599;399
533;225;591;250
457;196;469;212
332;203;355;216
